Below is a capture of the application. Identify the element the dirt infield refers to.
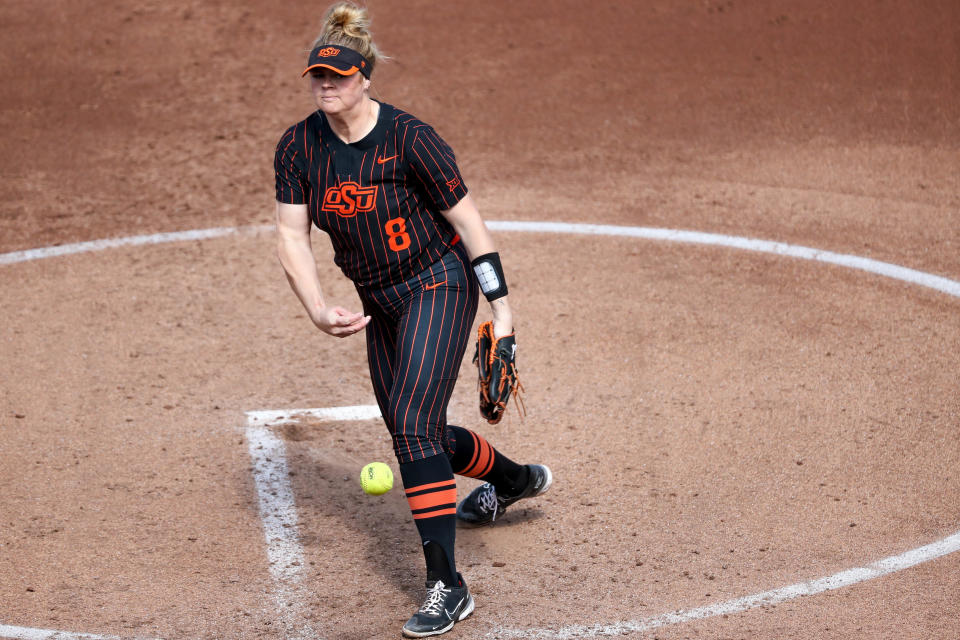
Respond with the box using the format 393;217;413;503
1;1;958;639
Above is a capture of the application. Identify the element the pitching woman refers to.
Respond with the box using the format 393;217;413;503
273;3;551;637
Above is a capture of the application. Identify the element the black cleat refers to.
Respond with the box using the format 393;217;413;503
402;574;475;638
456;464;552;526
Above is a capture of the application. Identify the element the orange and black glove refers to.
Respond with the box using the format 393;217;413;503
473;321;524;424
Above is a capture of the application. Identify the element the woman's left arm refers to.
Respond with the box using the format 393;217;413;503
441;194;513;338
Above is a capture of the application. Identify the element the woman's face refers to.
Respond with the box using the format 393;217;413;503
310;68;368;115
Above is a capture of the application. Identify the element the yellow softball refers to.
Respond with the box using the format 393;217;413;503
360;462;394;495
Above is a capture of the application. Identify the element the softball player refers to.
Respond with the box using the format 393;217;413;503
274;3;551;637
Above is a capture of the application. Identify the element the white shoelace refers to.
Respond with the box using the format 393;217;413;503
477;485;499;521
419;580;451;615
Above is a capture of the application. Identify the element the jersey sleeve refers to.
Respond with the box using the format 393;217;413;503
274;125;309;204
408;125;469;211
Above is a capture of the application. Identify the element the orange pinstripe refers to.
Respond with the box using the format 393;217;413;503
401;281;435;459
357;244;478;463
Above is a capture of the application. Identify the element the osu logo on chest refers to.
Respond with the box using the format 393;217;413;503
322;181;378;218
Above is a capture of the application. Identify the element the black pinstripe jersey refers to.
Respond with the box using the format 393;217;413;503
274;102;469;289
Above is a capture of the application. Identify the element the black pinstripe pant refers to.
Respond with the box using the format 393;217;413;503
358;242;478;464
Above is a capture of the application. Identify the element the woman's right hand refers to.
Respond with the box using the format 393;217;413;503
312;306;371;337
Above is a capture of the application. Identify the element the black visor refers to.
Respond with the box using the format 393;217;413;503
301;45;371;78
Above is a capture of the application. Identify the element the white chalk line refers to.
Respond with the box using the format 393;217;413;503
3;222;959;639
489;530;960;638
489;221;960;298
243;405;384;585
0;624;160;640
242;405;384;639
247;404;960;638
246;404;383;427
242;405;388;639
0;226;272;266
2;221;958;300
244;421;321;640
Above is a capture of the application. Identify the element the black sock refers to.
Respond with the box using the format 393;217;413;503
444;425;528;496
399;455;457;585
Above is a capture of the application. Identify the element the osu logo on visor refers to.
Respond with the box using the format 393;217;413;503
322;182;378;217
317;47;340;57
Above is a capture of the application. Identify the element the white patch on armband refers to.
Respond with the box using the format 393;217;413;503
473;261;501;295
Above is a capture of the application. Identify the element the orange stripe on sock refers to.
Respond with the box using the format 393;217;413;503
461;431;482;477
461;434;485;477
478;442;496;477
475;439;493;477
405;479;456;496
407;487;457;512
464;435;494;478
412;507;457;519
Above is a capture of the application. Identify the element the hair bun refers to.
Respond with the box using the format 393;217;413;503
323;2;370;40
313;2;386;73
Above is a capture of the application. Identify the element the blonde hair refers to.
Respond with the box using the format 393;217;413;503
312;2;386;74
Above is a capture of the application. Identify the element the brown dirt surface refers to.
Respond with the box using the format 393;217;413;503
1;1;958;639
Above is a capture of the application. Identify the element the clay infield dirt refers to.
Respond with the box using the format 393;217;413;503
1;1;959;639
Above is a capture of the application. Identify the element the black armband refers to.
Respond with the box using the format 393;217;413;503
471;252;509;301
